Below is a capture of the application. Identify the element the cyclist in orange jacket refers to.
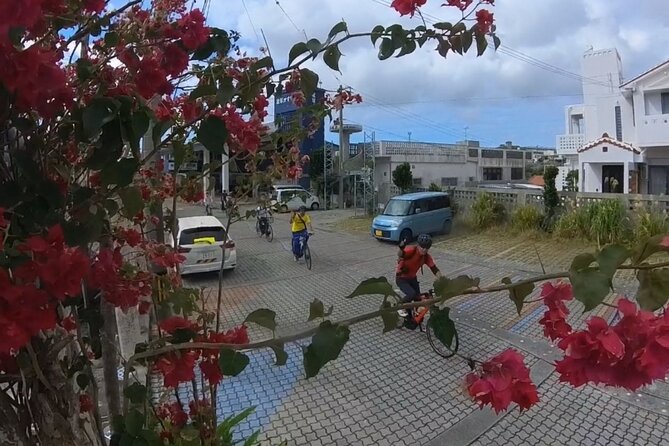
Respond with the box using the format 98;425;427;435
396;233;442;329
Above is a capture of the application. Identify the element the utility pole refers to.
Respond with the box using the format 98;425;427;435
464;126;469;144
408;132;411;143
338;86;345;209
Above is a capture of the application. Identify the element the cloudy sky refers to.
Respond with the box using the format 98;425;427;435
120;0;669;147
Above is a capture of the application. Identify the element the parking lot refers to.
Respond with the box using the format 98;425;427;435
178;205;669;446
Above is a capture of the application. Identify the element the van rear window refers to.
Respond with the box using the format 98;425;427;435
179;227;226;245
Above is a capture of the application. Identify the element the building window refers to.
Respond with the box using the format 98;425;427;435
602;146;608;152
441;177;458;186
481;149;503;158
482;168;502;181
412;177;422;186
615;105;623;141
662;92;669;115
511;168;523;180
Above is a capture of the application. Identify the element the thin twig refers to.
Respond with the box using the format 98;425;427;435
25;344;56;394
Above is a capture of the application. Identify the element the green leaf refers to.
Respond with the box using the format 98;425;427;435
118;186;143;217
631;235;667;264
501;277;535;316
83;98;120;139
433;22;453;31
217;407;255;440
245;308;277;331
151;119;171;147
370;25;385;45
428;307;457;349
308;298;333;321
218;349;249;377
461;30;473;53
216;77;236;104
302;321;350;378
380;302;398;333
475;31;488;56
450;35;463;55
597;244;629;277
104;31;119;47
112;414;125;434
493;35;501;49
378;38;394;60
76;58;94;82
76;373;90;389
140;429;162;446
328;21;348;39
269;342;288;366
123;383;147;405
172;140;187;171
127;109;150;151
305;38;322;57
299;68;319;99
179;426;200;446
189;83;217;100
244;430;261;446
434;275;480;299
125;409;144;437
101;158;138;187
197;116;228;154
252;56;273;70
396;39;416;57
288;42;310;65
323;45;342;72
346;277;398;299
569;253;611;311
452;22;467;34
166;287;199;316
636;268;669;311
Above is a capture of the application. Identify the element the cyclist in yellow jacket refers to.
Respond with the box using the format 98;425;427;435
290;205;314;261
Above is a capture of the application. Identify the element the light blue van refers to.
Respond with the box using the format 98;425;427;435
371;192;453;242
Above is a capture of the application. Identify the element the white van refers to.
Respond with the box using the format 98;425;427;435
171;216;237;275
271;188;321;212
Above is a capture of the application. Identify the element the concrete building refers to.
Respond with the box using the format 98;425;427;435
368;140;532;204
557;48;669;194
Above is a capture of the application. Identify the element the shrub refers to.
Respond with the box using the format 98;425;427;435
470;192;506;231
634;207;669;242
553;199;630;245
511;205;544;233
428;182;442;191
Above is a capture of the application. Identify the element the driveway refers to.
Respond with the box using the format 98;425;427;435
178;206;669;446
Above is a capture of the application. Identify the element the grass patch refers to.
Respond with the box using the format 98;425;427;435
334;216;374;234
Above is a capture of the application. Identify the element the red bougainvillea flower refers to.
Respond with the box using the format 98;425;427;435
154;351;199;387
0;352;18;374
176;9;210;50
159;316;198;334
188;399;215;439
475;9;494;34
89;248;152;311
466;349;538;413
144;241;186;269
162;43;190;76
391;0;427;17
115;227;143;247
157;401;188;428
83;0;106;13
444;0;473;11
555;298;669;390
538;281;574;341
197;326;249;384
79;394;94;413
61;315;77;332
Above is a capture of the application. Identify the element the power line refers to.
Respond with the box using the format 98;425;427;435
371;0;611;88
350;93;583;108
275;1;303;35
241;0;262;44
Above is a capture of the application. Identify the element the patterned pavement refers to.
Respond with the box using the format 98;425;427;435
177;206;669;445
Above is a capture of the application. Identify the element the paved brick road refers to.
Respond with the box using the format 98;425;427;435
178;206;669;446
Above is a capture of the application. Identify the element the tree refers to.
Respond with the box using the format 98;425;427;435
543;166;560;221
393;162;413;193
6;1;669;445
565;170;579;192
428;182;442;191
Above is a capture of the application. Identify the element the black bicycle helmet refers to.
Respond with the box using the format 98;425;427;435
298;205;307;212
417;233;432;249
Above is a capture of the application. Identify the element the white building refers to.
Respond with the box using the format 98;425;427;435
557;48;669;194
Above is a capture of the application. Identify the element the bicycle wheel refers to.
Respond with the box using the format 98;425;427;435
425;312;459;358
304;244;312;270
255;220;261;236
266;223;273;242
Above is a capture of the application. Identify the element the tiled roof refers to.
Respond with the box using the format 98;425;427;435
577;133;640;154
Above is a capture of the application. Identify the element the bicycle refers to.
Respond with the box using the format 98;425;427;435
397;289;459;358
298;232;313;270
255;217;273;242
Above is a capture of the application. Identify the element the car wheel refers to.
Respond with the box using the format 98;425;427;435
441;220;452;235
399;229;412;244
311;202;320;210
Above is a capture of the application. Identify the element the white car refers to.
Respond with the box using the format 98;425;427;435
271;188;321;212
171;216;237;275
